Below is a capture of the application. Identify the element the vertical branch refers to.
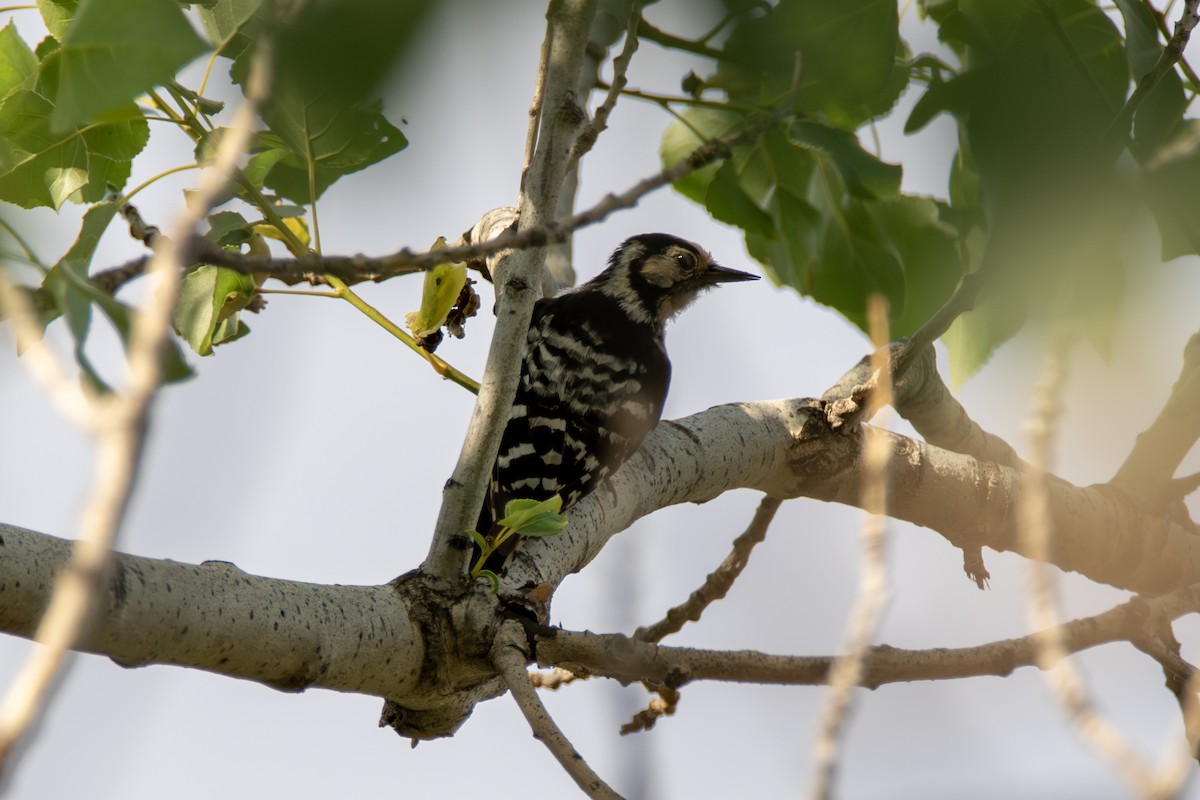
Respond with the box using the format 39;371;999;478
810;296;893;799
423;0;599;582
1020;333;1157;797
0;46;270;783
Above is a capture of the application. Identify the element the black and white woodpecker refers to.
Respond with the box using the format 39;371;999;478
479;233;758;569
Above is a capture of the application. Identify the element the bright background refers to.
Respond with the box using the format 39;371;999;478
2;3;1199;798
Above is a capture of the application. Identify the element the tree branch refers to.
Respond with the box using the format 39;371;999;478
1112;331;1200;505
503;400;1200;597
0;525;423;697
0;52;266;781
633;495;781;644
492;623;622;799
5;524;1198;717
422;0;599;582
534;584;1200;689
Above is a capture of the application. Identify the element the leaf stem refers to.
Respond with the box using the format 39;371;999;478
323;273;480;394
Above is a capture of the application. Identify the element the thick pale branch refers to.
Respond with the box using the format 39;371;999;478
423;0;598;581
504;400;1200;596
0;525;423;698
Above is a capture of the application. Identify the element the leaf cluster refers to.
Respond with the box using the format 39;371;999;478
0;0;427;375
658;0;1198;379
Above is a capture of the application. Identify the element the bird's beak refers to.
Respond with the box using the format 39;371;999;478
704;263;760;284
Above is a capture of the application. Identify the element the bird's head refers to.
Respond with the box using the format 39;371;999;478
592;233;758;326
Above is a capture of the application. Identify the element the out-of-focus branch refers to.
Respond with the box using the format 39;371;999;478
0;48;268;781
1018;333;1157;797
811;296;893;800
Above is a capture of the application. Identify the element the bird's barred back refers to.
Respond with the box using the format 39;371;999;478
488;290;670;518
478;233;756;568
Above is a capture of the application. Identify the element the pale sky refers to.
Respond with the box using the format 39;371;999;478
2;3;1199;798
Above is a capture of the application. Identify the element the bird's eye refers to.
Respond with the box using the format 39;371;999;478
673;251;696;270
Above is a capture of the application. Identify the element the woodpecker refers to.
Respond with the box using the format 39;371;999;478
479;233;758;569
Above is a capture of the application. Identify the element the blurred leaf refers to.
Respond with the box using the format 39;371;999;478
225;0;424;203
52;0;207;128
1112;0;1187;157
174;264;257;356
719;0;904;127
1113;0;1162;75
1144;121;1200;260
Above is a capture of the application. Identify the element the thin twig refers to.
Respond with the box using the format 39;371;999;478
567;0;645;170
1144;0;1200;89
519;18;552;205
634;495;782;643
534;584;1200;689
1108;0;1200;155
1020;332;1158;797
810;296;893;800
87;101;792;298
0;41;270;785
493;624;623;800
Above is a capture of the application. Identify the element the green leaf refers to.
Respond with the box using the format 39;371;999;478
229;0;424;203
659;108;745;204
0;89;88;208
704;160;774;237
1113;0;1163;76
788;121;901;199
497;495;569;537
405;239;468;338
52;0;208;128
36;0;79;41
197;0;264;56
206;210;252;247
41;203;192;386
0;22;38;98
466;529;489;551
174;264;257;356
255;106;408;204
73;104;150;203
477;569;500;593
